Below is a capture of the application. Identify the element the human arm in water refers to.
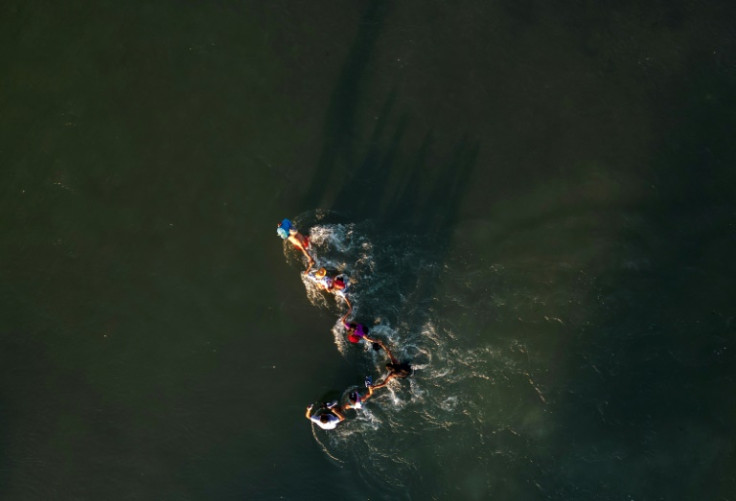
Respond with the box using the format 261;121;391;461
363;336;392;356
369;372;396;391
288;232;315;270
343;386;375;410
306;402;346;421
377;340;398;364
361;385;375;403
370;358;412;391
330;405;346;421
340;296;353;324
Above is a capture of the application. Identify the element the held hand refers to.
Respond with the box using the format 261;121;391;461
305;404;314;419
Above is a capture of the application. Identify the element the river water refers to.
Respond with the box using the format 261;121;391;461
2;1;735;499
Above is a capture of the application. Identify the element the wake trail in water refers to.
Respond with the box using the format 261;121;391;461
281;211;544;497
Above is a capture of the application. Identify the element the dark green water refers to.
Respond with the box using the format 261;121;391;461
2;1;735;499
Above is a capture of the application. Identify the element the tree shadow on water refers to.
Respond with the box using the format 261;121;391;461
295;0;480;341
300;1;478;243
301;0;391;210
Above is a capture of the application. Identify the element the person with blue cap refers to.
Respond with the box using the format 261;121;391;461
277;218;315;270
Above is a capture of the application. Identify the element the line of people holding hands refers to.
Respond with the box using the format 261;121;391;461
276;218;412;430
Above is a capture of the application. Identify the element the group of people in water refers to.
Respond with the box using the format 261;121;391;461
276;218;412;430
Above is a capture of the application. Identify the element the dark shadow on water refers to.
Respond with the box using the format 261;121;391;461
300;0;478;240
331;92;409;218
301;0;392;210
306;86;478;239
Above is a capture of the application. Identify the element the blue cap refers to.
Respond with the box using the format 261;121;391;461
276;227;288;239
279;218;293;232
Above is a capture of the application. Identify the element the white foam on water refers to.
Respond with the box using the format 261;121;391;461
292;215;535;492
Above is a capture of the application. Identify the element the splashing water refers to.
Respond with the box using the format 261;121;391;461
283;213;543;497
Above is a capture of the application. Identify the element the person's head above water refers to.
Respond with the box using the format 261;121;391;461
346;322;367;343
320;414;330;423
315;268;327;279
348;391;359;403
386;361;412;378
276;218;293;239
